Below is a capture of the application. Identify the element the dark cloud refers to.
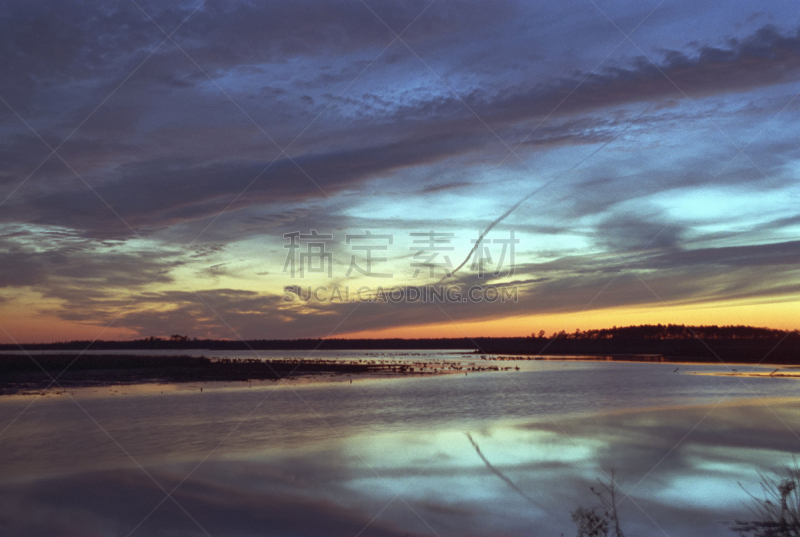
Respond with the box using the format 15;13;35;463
0;0;519;110
448;23;800;124
3;132;495;237
4;8;798;235
2;13;798;243
421;181;474;194
0;228;179;292
594;211;685;253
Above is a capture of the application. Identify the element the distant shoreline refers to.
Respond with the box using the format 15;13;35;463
3;332;798;364
0;353;491;396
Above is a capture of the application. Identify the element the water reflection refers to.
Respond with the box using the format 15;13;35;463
1;359;799;536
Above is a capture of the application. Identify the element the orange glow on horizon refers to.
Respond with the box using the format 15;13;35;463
0;313;136;345
2;297;797;344
336;298;800;340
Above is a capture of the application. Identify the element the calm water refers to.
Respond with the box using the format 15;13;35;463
1;351;799;536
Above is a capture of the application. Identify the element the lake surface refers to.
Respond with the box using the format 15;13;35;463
1;351;799;536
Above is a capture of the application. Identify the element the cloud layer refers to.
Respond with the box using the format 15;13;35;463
1;0;799;340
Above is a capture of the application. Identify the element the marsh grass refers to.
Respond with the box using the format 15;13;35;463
731;461;800;537
569;471;625;537
568;463;800;537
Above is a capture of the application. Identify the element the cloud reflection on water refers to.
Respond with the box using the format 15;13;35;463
1;399;799;536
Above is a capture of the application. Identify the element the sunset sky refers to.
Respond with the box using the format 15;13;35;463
1;0;799;343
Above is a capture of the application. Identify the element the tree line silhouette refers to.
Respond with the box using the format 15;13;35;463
540;324;791;340
2;324;797;364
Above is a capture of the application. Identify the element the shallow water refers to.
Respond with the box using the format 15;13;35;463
0;352;798;536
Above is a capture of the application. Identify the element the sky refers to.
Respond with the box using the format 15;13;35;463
0;0;799;343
